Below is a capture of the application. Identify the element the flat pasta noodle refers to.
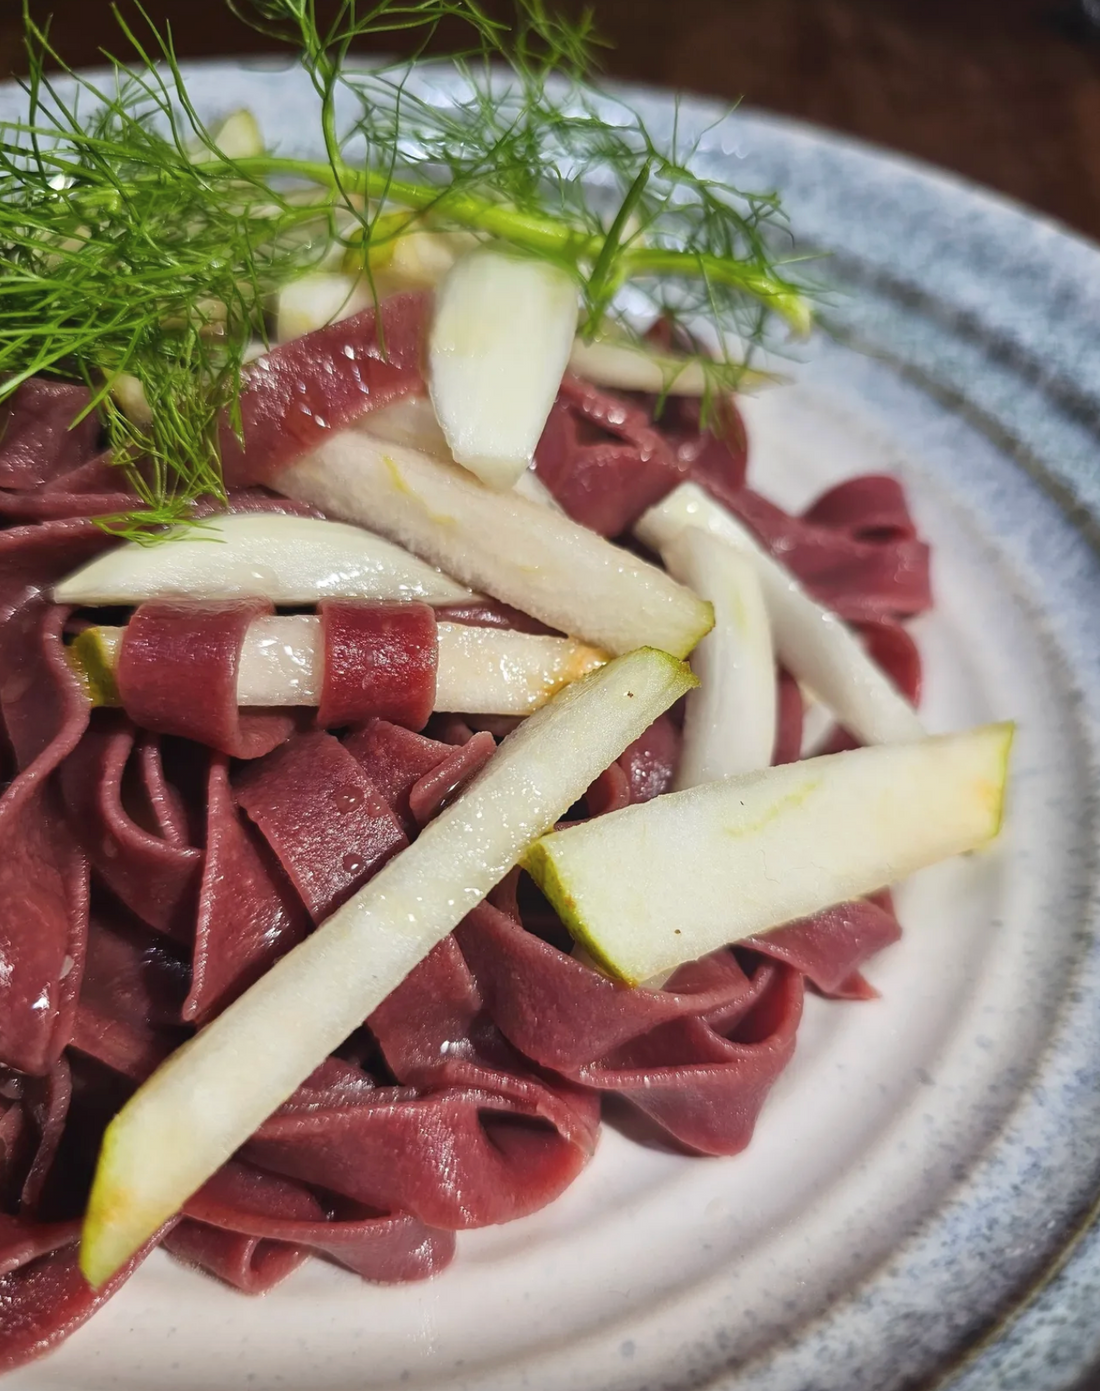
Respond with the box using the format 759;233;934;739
0;316;923;1369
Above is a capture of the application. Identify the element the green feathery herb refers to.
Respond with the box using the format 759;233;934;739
0;0;811;539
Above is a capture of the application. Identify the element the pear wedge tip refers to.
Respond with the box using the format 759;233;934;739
522;721;1015;987
69;627;121;707
636;645;701;695
523;841;639;987
675;599;715;660
79;1123;138;1288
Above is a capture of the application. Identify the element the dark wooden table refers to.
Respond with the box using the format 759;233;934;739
5;0;1100;244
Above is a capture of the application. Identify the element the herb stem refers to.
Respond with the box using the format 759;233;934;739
582;157;651;334
200;154;811;331
623;248;812;335
214;155;593;252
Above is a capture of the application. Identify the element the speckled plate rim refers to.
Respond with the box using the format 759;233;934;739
682;100;1100;1391
4;61;1100;1391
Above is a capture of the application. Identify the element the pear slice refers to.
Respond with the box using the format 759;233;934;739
208;108;264;160
278;432;713;658
512;467;565;512
526;722;1013;985
428;248;579;490
432;622;607;714
52;513;474;608
71;617;608;717
661;527;777;787
109;371;154;427
360;401;566;512
80;647;695;1286
342;226;480;291
636;482;925;746
188;108;264;163
359;396;452;458
274;272;373;343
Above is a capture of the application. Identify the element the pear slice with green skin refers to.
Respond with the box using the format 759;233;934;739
278;433;714;659
68;628;122;708
525;722;1013;986
79;647;697;1287
429;247;580;491
661;527;777;787
70;617;608;717
636;482;925;746
52;513;475;608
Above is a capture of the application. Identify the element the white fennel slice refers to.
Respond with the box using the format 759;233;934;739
525;722;1014;985
52;513;474;607
79;647;697;1286
429;248;579;490
568;336;777;396
277;432;713;659
636;482;925;746
72;618;607;717
661;527;777;786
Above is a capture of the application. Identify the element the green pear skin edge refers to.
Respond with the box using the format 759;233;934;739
79;647;697;1287
525;721;1015;988
67;628;121;707
989;724;1014;840
524;840;634;982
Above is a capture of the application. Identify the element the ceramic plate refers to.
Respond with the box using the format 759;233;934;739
4;61;1100;1391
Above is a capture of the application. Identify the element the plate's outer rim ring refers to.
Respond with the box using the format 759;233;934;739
741;320;1100;1391
4;61;1100;1391
683;101;1100;1391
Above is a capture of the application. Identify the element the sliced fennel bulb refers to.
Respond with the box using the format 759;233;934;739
637;483;925;746
429;248;579;490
